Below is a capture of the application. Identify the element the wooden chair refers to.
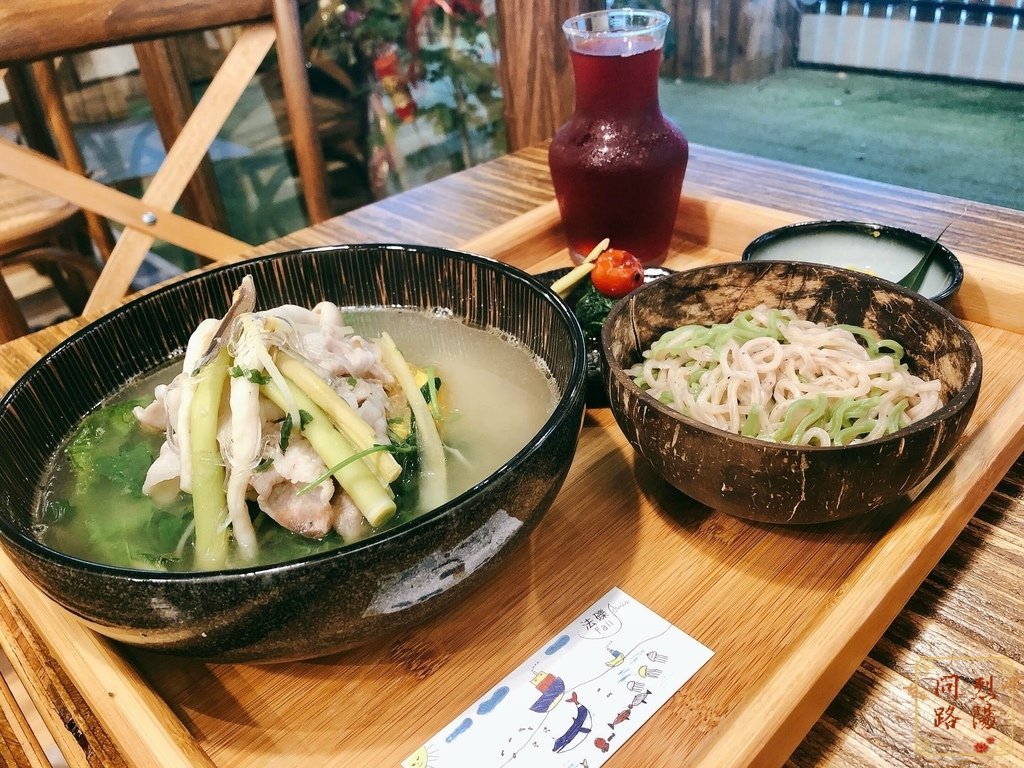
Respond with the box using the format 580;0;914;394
0;173;101;338
0;0;332;340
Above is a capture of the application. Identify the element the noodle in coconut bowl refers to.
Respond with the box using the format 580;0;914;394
630;305;943;447
602;261;982;524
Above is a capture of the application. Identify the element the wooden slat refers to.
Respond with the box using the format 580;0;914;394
1;65;58;158
0;0;274;66
83;24;275;313
134;38;230;234
0;557;216;768
459;198;561;257
0;274;29;344
271;0;332;224
30;60;118;261
494;0;579;149
0;139;249;261
0;661;50;768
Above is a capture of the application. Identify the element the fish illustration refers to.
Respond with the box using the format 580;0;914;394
631;690;651;708
530;671;565;713
552;692;592;752
608;708;631;728
594;734;615;752
605;649;625;667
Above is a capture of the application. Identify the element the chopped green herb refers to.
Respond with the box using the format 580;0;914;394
279;413;293;452
247;369;271;385
296;443;412;496
420;368;442;421
299;409;313;430
253;457;274;473
229;365;272;385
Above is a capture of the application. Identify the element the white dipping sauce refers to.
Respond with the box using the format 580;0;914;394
747;229;954;298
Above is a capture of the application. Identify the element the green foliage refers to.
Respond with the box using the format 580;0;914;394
309;0;506;179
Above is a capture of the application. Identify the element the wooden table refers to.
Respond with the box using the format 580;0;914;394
1;144;1023;767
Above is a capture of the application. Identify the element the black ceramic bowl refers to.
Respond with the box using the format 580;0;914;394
602;261;982;525
742;220;964;306
0;245;587;661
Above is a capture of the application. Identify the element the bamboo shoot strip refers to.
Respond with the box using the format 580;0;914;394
190;347;232;569
261;378;397;528
378;332;448;512
274;353;402;483
550;238;610;298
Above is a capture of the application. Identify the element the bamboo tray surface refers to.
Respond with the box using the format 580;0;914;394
2;189;1024;767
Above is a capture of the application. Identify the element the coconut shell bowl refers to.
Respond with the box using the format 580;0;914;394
601;261;982;525
0;245;587;661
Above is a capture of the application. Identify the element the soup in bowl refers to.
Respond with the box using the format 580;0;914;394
0;245;587;661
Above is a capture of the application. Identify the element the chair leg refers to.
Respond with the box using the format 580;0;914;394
0;276;30;343
6;247;100;316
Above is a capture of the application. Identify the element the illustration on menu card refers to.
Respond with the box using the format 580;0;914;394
401;587;714;768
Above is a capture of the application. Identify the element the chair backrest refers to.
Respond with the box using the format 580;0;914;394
0;0;331;317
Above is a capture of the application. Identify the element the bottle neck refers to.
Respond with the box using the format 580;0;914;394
570;47;663;116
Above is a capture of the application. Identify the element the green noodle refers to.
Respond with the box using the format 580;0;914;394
632;307;940;446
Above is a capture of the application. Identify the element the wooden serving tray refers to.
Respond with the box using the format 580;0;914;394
2;192;1024;768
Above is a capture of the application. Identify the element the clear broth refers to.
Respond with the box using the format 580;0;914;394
36;309;559;571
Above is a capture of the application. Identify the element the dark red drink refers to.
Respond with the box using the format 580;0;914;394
549;30;688;265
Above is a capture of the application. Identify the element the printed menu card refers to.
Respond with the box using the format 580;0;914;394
402;587;714;767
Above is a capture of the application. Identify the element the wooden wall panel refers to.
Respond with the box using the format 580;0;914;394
494;0;590;150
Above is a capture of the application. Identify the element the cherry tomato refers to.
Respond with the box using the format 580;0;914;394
590;248;644;298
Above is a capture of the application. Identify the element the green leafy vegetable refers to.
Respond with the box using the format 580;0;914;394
388;417;421;513
51;399;193;570
67;398;149;481
574;283;617;344
93;441;156;497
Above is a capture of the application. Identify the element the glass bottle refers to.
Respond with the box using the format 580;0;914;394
548;9;688;265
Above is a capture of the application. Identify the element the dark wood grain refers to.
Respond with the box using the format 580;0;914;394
0;0;274;65
271;0;332;224
0;144;1022;767
0;276;29;342
133;39;230;234
494;0;582;149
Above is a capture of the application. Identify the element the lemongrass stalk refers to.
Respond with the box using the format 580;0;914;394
550;238;610;298
225;316;263;561
261;378;397;528
377;332;448;512
177;318;219;493
274;352;401;483
190;347;231;569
